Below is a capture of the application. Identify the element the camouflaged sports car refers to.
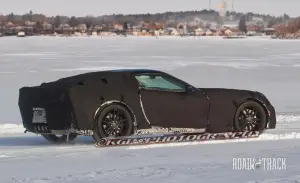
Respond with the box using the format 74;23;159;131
18;69;276;143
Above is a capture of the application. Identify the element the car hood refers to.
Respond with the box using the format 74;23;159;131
199;88;256;95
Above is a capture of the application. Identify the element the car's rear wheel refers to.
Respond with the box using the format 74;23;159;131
234;101;267;132
42;133;78;143
92;104;133;141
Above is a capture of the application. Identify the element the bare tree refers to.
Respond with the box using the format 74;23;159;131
68;16;79;33
54;16;61;29
238;15;247;33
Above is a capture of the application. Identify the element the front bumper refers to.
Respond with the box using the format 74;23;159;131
266;104;276;129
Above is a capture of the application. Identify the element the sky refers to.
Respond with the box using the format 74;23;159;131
0;0;299;17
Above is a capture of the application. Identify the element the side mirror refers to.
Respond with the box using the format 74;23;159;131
186;85;194;93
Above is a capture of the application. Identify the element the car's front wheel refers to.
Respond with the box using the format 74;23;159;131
92;104;134;142
42;133;78;143
234;101;267;132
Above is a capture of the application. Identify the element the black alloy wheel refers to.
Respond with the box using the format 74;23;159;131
93;104;133;141
234;101;267;132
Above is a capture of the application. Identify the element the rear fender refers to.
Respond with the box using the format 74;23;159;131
93;100;137;128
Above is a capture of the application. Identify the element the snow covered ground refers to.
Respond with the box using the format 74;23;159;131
0;36;300;183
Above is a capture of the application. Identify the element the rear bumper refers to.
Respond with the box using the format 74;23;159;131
18;86;76;134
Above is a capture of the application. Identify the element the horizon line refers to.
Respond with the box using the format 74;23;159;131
0;8;294;18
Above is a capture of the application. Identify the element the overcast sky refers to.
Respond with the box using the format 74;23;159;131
0;0;299;17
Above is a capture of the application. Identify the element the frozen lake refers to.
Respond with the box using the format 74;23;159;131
0;36;300;124
0;36;300;183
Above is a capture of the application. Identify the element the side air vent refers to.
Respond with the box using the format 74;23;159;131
100;77;108;84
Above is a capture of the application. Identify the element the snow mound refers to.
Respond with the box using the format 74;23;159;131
0;124;25;135
276;114;300;123
0;114;299;136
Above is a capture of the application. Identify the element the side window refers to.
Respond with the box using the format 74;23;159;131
135;74;186;92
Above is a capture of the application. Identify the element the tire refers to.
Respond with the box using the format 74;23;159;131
42;133;78;144
92;104;133;142
234;101;267;132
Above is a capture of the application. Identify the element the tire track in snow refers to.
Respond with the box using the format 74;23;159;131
10;163;224;183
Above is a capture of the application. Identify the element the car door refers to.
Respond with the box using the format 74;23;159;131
134;72;210;129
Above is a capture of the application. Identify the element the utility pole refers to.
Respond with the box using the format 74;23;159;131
232;0;234;11
209;0;211;10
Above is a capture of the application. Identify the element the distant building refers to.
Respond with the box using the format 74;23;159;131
252;16;264;22
223;20;239;29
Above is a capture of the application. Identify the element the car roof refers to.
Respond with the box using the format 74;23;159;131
45;69;164;86
108;69;162;74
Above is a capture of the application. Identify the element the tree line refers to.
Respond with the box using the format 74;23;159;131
274;17;300;36
0;9;293;29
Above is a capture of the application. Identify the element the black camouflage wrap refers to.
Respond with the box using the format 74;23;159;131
18;69;276;134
